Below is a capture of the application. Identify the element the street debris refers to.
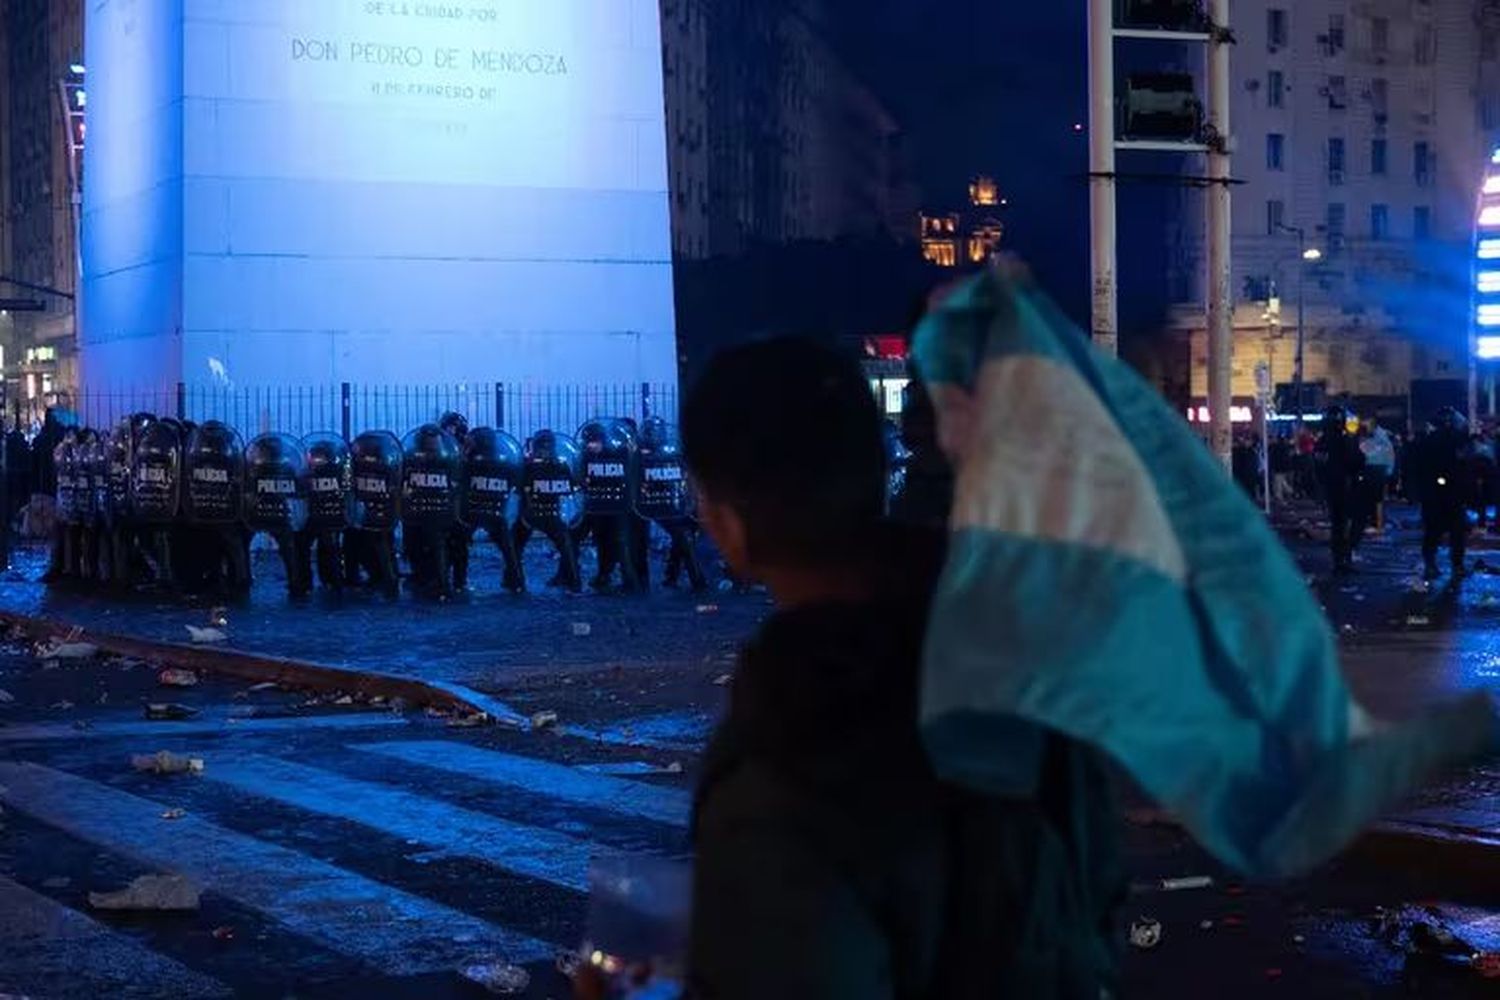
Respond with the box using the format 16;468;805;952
211;926;235;941
1133;875;1214;894
712;673;732;686
459;960;531;994
388;696;409;715
131;751;205;775
35;640;98;661
695;604;719;614
570;622;592;637
446;713;491;729
157;668;200;688
1406;615;1433;627
247;681;279;693
160;808;187;821
555;949;583;978
530;710;559;731
1128;916;1163;950
333;694;354;706
1199;919;1214;930
88;874;201;912
577;760;684;776
144;703;199;721
50;700;74;711
0;689;13;704
185;625;228;644
208;607;229;628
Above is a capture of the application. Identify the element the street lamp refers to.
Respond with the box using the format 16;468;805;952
1277;224;1322;426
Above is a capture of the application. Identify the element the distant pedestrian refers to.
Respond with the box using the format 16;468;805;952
1415;408;1473;581
1269;435;1295;504
1316;405;1364;573
1355;419;1395;536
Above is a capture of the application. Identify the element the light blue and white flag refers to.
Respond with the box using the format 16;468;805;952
912;266;1495;877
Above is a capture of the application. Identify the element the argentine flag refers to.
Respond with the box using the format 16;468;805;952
912;265;1496;877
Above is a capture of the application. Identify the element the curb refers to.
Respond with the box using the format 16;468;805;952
0;609;531;729
1343;820;1500;894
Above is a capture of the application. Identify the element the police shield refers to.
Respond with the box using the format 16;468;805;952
104;424;133;528
244;433;308;533
400;424;461;529
521;430;584;530
461;427;523;531
53;434;79;525
130;421;181;524
634;419;692;522
350;431;403;531
73;429;101;525
303;432;353;531
577;419;638;516
184;421;244;525
83;430;110;525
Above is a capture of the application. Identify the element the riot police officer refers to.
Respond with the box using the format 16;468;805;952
301;433;352;591
516;429;583;592
1416;407;1473;581
101;419;138;587
43;428;79;583
577;418;642;592
460;426;526;593
438;412;474;593
349;430;403;596
131;418;183;587
1316;405;1364;574
74;428;103;583
182;421;249;593
400;423;462;599
636;416;705;591
244;433;310;597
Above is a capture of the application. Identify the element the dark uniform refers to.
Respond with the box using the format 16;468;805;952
101;422;137;588
460;427;526;593
1416;408;1473;581
1315;406;1364;573
131;420;183;588
636;416;705;591
183;421;249;593
44;429;80;582
301;433;352;591
348;431;403;596
515;429;584;593
244;433;310;597
400;423;462;599
577;419;642;593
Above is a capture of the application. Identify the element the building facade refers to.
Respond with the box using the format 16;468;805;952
660;0;914;261
0;0;83;417
1170;0;1500;411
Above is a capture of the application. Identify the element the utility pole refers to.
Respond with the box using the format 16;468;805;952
1088;0;1118;358
1205;0;1234;468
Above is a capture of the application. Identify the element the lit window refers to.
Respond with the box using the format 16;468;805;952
1480;336;1500;359
1478;304;1500;327
1479;271;1500;294
1479;205;1500;228
1479;237;1500;258
1487;176;1500;195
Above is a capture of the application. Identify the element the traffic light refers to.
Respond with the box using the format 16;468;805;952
1121;73;1203;142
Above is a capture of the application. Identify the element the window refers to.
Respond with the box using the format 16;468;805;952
1328;14;1346;52
1371;138;1387;175
1268;8;1288;50
1328;137;1346;183
1327;75;1347;110
1415;205;1432;240
1415;141;1432;186
1268;70;1284;108
1327;202;1347;243
1371;204;1389;240
1267;133;1285;171
1371;17;1389;55
1267;199;1286;236
1370;77;1388;116
1415;25;1435;65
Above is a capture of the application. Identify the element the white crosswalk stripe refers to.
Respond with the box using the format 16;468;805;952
0;710;411;743
356;740;691;827
0;761;554;976
0;874;232;999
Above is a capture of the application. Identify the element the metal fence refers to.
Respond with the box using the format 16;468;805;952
32;382;679;442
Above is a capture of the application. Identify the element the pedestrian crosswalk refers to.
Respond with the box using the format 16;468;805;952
0;728;696;997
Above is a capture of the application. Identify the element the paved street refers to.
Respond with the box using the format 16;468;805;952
3;512;1500;996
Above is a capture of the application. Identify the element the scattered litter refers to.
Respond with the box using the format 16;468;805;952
184;626;228;644
157;668;199;688
459;960;530;994
160;808;187;821
131;751;205;775
695;604;719;614
1129;916;1163;950
1339;623;1356;634
332;695;354;706
211;926;235;941
1157;875;1214;893
716;578;734;593
145;703;199;721
576;760;683;776
712;673;732;686
446;713;491;729
1199;919;1214;930
1293;934;1305;945
570;622;592;637
35;640;98;660
530;710;559;731
370;695;387;706
247;681;279;693
50;700;74;711
88;874;201;912
389;696;409;715
0;689;12;704
555;950;583;979
41;876;70;890
1409;578;1432;594
1406;615;1432;627
208;607;229;628
1472;953;1500;978
97;691;109;705
1353;593;1367;602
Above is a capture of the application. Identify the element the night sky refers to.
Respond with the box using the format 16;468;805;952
825;0;1176;334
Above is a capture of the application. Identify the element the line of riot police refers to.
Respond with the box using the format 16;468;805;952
43;411;709;598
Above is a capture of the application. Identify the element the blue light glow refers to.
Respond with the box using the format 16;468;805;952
1479;272;1500;294
1478;305;1500;327
1481;240;1500;259
1480;336;1500;359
